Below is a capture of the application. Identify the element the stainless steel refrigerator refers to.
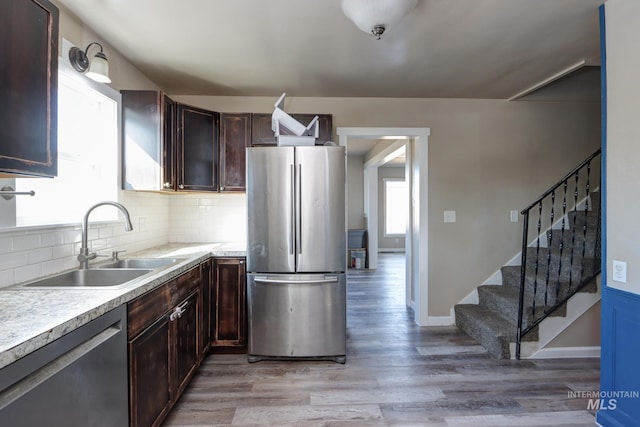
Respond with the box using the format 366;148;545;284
246;146;346;363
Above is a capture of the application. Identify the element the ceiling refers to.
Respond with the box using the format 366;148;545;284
57;0;603;99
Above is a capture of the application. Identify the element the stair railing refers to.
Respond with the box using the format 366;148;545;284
515;149;601;359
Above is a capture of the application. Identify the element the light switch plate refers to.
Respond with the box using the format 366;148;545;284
613;260;627;283
510;210;519;222
444;210;456;223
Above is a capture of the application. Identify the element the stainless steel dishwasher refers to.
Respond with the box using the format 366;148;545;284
0;305;128;426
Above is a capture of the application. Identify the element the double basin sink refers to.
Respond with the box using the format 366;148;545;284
21;258;182;289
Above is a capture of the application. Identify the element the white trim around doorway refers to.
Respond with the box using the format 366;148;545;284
337;127;431;326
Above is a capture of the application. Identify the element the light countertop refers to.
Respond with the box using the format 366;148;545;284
0;243;245;370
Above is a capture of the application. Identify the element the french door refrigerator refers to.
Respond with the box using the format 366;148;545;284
246;146;346;363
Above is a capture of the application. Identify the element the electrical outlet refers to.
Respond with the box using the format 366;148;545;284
138;217;147;232
444;210;456;223
510;210;519;223
613;260;627;283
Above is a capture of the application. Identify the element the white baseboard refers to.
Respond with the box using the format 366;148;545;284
425;316;454;326
378;248;405;253
527;346;601;359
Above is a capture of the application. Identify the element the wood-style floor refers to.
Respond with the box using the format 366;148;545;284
164;253;600;426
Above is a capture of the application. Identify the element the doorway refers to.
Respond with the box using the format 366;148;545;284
337;127;431;326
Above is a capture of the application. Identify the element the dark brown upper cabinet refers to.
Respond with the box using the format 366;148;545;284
250;113;333;147
121;90;176;191
0;0;58;177
219;113;250;192
177;104;219;192
122;93;222;193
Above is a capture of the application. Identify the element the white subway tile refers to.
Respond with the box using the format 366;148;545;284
40;231;64;247
28;247;53;264
41;258;72;277
0;237;12;254
13;234;41;251
63;229;82;244
53;244;74;259
0;251;28;270
14;263;43;284
0;269;15;289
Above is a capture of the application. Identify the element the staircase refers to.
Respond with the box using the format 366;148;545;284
455;150;601;359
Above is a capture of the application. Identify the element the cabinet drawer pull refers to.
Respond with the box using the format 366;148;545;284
176;299;190;314
170;299;191;321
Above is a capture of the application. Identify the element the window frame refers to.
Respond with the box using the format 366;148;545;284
383;177;408;237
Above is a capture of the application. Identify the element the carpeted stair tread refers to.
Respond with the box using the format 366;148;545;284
454;304;537;359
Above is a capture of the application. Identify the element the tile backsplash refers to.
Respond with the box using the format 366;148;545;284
0;191;248;288
169;193;247;245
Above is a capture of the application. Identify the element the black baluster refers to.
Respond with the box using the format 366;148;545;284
532;201;543;323
568;171;580;287
580;162;592;282
556;181;568;302
544;192;555;311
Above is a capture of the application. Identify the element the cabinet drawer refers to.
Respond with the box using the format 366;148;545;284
128;267;200;339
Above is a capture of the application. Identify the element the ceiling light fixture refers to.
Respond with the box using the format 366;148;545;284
341;0;418;40
69;42;111;83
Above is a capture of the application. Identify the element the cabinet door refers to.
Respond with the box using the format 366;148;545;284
122;91;176;191
213;258;247;351
129;314;172;427
0;0;58;177
173;291;200;397
177;104;219;191
199;260;212;359
250;113;333;146
250;113;275;146
220;113;250;191
162;96;177;190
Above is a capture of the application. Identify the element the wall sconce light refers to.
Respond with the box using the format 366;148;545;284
68;42;111;83
342;0;418;40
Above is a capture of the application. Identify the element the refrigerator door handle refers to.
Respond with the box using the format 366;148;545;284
254;276;339;285
290;163;295;255
296;163;302;255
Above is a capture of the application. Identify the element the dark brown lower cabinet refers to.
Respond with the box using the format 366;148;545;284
212;258;247;352
128;266;202;427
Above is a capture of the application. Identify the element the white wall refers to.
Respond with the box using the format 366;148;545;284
604;0;640;295
347;155;366;230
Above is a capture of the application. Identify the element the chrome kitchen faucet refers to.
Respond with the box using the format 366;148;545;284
78;201;133;269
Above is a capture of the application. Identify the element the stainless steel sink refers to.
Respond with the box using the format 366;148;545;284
22;268;154;288
100;258;181;269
